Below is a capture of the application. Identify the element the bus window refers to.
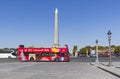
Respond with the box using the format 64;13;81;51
12;52;17;56
41;52;54;57
23;52;29;56
58;53;65;57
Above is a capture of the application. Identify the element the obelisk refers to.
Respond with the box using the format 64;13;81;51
54;8;59;47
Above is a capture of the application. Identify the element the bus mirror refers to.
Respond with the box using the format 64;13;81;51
64;44;68;48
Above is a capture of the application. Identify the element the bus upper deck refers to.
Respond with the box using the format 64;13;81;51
18;45;70;62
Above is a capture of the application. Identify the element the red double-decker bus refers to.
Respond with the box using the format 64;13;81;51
18;45;70;62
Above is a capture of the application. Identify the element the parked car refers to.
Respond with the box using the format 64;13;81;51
99;53;109;57
114;53;120;57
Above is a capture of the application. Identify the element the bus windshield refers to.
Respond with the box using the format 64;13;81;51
57;53;65;57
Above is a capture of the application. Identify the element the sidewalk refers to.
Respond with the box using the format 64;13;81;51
91;62;120;78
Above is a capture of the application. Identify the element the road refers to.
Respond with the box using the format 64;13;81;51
0;57;120;79
71;56;120;62
0;56;120;63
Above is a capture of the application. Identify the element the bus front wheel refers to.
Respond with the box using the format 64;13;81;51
55;58;59;62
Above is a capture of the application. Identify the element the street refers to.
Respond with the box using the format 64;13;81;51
0;57;120;79
71;56;120;62
0;56;120;63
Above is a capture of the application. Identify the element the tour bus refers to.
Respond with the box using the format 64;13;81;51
18;45;70;62
0;50;17;58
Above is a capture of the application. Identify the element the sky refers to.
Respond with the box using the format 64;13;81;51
0;0;120;51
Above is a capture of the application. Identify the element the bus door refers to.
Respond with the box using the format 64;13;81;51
57;53;69;62
57;53;65;61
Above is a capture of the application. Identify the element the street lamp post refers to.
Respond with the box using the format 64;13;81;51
95;40;99;63
107;30;112;66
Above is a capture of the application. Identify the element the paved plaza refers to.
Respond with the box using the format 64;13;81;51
91;62;120;78
0;61;119;79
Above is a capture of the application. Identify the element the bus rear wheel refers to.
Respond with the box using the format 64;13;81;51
8;56;11;59
30;57;34;62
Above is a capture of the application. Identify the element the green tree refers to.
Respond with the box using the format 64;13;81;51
114;46;120;53
28;45;34;48
79;48;86;53
111;45;116;48
85;46;91;55
72;45;78;56
79;46;91;56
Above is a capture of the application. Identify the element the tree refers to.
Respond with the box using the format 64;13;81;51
111;45;116;48
79;45;120;56
79;48;86;53
28;45;34;48
114;46;120;53
85;46;91;55
72;45;78;56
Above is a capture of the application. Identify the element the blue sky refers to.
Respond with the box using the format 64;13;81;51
0;0;120;50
